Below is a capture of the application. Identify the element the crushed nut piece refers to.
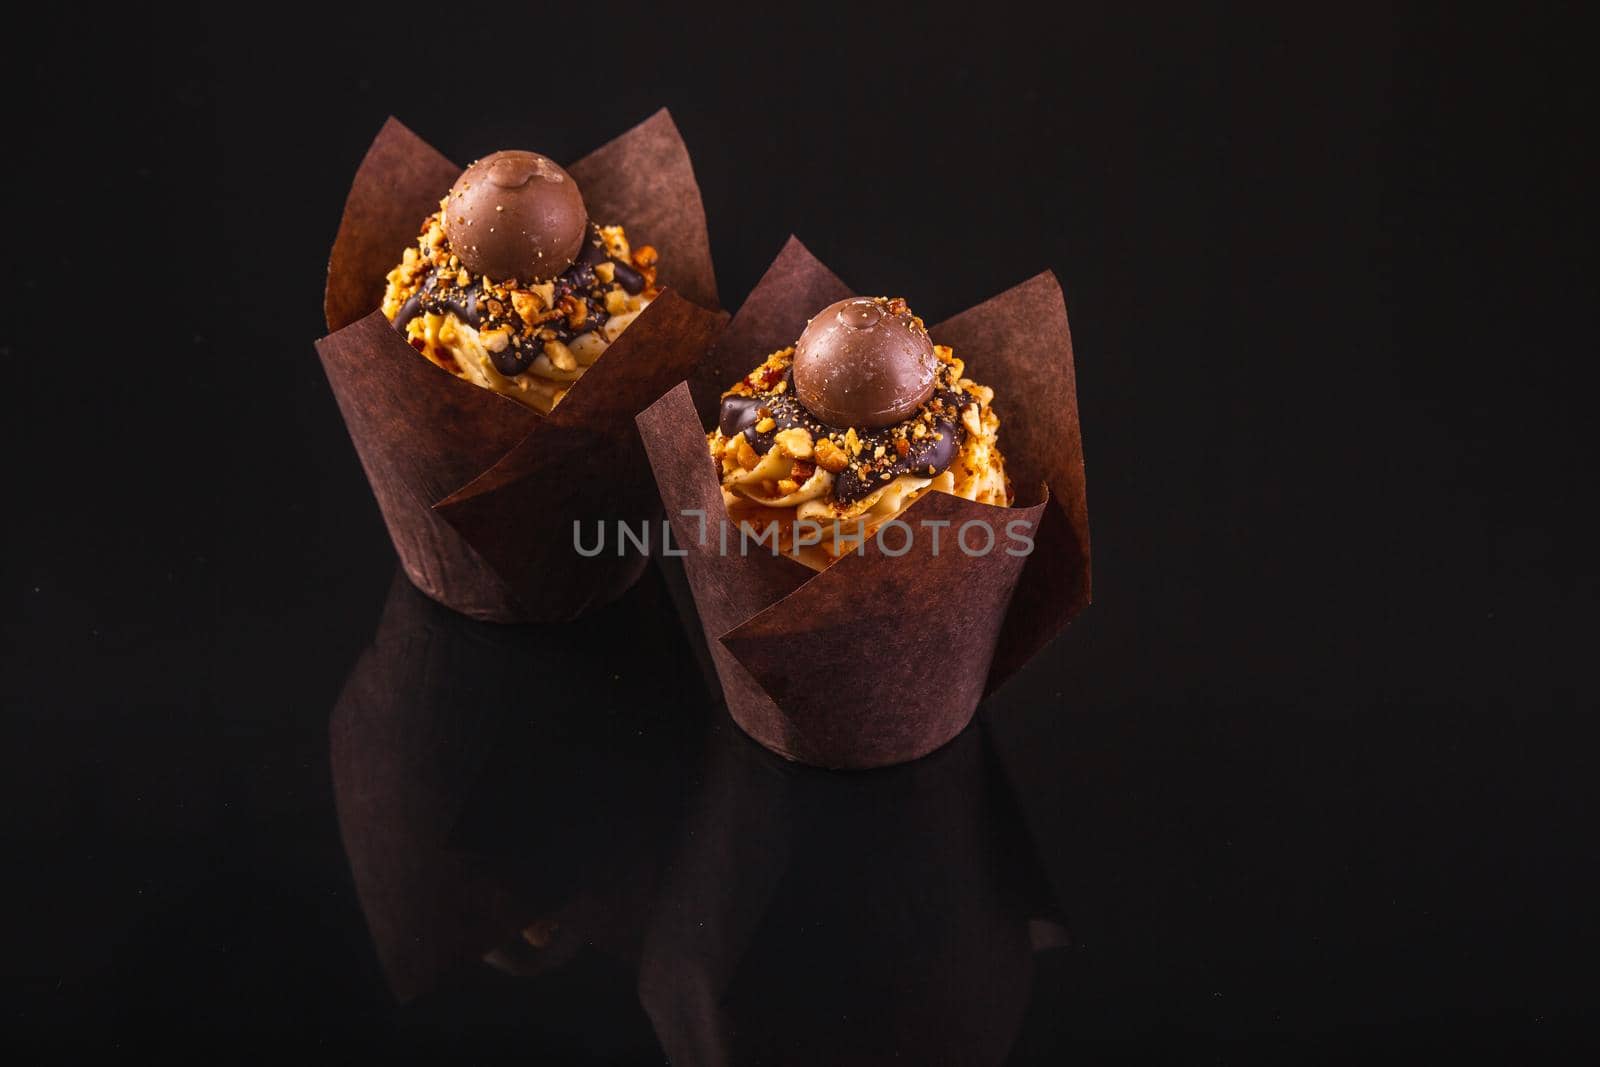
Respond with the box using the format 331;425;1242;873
721;437;744;472
511;290;544;326
962;404;983;435
735;435;760;470
814;437;849;472
599;225;630;261
545;339;577;372
755;416;777;434
773;427;813;459
559;294;587;329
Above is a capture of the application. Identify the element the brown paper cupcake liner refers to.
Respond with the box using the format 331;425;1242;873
638;237;1091;768
315;110;727;622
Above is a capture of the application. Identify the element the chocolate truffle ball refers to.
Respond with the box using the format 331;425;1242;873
443;151;587;282
792;297;938;429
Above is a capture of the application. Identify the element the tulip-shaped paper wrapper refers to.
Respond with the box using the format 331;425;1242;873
638;238;1091;768
316;110;726;621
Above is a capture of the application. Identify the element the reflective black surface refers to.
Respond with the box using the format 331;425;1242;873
6;9;1593;1061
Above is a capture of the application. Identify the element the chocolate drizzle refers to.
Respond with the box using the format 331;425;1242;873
394;276;482;333
393;222;643;377
719;369;969;505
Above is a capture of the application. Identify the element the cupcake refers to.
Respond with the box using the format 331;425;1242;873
638;238;1091;769
317;112;724;622
707;296;1012;569
381;150;663;414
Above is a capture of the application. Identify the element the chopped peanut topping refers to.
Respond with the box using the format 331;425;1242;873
773;427;814;459
813;437;849;472
529;281;556;312
510;290;542;325
544;340;577;372
962;403;983;436
735;435;760;470
599;225;629;261
559;294;588;329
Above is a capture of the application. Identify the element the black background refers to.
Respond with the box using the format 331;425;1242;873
4;7;1593;1060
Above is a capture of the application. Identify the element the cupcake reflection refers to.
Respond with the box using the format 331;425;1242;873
639;719;1064;1066
330;566;707;1000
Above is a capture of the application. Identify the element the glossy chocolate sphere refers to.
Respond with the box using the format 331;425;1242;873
793;297;937;428
443;151;586;282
